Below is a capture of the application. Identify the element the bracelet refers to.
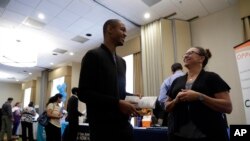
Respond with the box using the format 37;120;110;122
198;94;204;101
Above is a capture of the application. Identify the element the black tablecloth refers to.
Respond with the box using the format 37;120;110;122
133;127;168;141
66;123;168;141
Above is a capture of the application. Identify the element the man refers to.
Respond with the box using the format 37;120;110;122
156;63;184;126
78;19;138;141
63;87;83;141
0;97;13;141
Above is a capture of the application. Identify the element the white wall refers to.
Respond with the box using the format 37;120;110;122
191;4;245;124
0;82;22;106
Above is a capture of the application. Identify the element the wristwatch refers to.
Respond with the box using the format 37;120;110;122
198;94;204;101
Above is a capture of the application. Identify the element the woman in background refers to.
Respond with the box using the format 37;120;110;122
166;47;232;141
12;102;22;138
21;102;36;141
45;93;63;141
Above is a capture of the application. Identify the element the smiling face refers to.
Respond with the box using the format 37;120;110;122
183;47;205;69
109;20;127;47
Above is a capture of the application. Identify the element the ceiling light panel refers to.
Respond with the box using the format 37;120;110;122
71;35;89;44
53;48;68;54
23;17;46;29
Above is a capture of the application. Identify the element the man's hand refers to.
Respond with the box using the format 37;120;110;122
119;100;139;116
134;93;142;99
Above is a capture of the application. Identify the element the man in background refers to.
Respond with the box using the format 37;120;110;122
0;97;13;141
63;87;83;141
156;63;184;126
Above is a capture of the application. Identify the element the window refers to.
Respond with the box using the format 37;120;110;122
51;76;65;97
123;54;133;93
123;54;135;126
23;88;31;108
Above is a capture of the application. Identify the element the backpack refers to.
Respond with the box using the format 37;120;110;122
37;111;49;126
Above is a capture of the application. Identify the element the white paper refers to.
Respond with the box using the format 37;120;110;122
125;96;157;109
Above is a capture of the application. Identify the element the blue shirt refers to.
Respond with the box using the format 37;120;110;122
158;70;184;104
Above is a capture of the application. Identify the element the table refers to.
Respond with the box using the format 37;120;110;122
133;127;168;141
61;123;168;141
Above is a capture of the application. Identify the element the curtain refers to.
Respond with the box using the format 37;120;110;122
141;19;170;96
243;16;250;40
133;52;143;95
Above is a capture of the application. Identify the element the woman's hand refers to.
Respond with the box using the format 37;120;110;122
177;89;200;102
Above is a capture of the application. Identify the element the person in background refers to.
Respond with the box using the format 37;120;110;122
166;47;232;141
45;93;63;141
78;19;139;141
12;102;22;138
156;63;184;126
0;97;13;141
21;101;36;141
63;87;83;141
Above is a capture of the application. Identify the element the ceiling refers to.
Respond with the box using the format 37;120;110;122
0;0;238;83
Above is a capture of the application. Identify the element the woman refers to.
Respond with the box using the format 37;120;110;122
21;102;36;141
45;93;63;141
166;47;232;141
12;102;22;138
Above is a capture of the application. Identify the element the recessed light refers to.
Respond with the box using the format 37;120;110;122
144;12;150;19
38;13;45;20
50;62;54;65
86;33;92;37
69;52;74;56
29;72;32;75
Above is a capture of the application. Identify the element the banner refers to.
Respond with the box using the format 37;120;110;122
234;40;250;123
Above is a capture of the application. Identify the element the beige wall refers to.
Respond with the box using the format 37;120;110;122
0;82;22;106
22;80;37;105
35;77;41;107
116;36;141;57
191;4;245;124
71;62;86;114
71;62;81;88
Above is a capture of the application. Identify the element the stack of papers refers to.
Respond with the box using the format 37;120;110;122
125;96;157;109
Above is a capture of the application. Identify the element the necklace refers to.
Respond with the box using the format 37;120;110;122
188;74;197;81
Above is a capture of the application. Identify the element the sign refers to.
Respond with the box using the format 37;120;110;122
234;40;250;123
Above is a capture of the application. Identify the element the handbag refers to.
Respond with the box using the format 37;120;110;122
37;111;50;127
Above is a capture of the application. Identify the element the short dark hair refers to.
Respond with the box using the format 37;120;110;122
103;19;120;36
46;93;63;106
171;63;183;73
7;97;13;101
71;87;79;95
28;101;34;107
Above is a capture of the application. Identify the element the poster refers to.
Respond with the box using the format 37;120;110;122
234;40;250;123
